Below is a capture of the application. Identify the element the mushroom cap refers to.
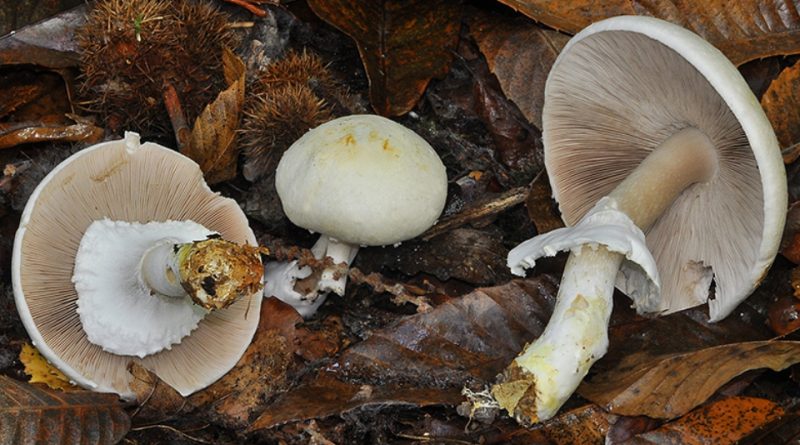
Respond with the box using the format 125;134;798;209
542;16;786;321
275;114;448;246
12;132;261;398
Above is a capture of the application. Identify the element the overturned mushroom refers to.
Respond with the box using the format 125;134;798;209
12;132;264;398
490;16;787;424
265;114;448;317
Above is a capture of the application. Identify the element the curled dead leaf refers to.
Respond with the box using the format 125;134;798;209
497;0;800;66
579;341;800;419
761;61;800;163
181;48;246;184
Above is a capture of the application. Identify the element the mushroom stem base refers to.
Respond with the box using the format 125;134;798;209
492;244;621;423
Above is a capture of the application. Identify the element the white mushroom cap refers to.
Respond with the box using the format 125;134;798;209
12;132;261;398
542;16;786;321
275;114;448;246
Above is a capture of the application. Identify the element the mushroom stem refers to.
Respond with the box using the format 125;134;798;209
492;128;718;424
312;235;359;296
263;235;359;318
140;237;265;310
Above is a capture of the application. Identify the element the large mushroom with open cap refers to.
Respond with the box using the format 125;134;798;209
12;132;264;399
490;16;787;424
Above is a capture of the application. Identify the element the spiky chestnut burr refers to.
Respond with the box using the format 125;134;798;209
76;0;236;140
240;50;355;181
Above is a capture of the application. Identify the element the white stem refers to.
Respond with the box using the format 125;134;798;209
139;240;185;298
313;235;359;296
516;245;622;420
494;128;718;424
263;235;359;318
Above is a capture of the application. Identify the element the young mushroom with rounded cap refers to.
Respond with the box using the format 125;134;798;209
488;16;787;425
13;132;265;399
264;114;448;317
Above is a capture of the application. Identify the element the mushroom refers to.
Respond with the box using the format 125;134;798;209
12;132;264;399
264;114;448;317
490;16;787;424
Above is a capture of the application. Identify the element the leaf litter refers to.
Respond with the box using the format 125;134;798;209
1;1;800;444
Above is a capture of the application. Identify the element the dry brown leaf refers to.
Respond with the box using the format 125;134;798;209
0;4;84;68
526;174;564;234
247;372;463;433
19;343;75;391
188;298;301;428
127;363;186;423
579;341;800;419
0;374;129;444
307;0;461;116
469;12;569;130
0;121;103;149
761;61;800;163
633;397;784;445
181;48;245;184
494;404;611;445
498;0;800;66
334;278;558;386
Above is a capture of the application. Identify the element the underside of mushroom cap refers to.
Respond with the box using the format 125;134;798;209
542;17;786;321
12;133;261;398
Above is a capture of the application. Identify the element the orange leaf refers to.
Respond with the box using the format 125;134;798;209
181;47;245;184
498;0;800;66
307;0;460;116
761;62;800;163
635;397;784;445
579;341;800;419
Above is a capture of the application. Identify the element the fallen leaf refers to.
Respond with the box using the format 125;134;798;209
0;374;129;444
526;174;564;235
182;48;245;184
247;372;463;433
0;120;103;150
578;341;800;419
188;298;301;428
633;397;784;445
127;363;186;423
469;12;569;130
491;404;612;445
767;295;800;336
19;342;74;391
333;278;559;386
762;62;800;163
357;228;514;286
307;0;461;116
497;0;800;66
0;4;84;67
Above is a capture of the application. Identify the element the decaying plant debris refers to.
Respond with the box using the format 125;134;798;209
2;1;800;444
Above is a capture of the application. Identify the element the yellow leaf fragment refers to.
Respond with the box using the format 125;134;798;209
19;343;75;391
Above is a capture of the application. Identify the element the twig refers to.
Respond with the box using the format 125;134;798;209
422;185;529;241
393;433;478;445
223;0;268;17
130;425;212;444
349;268;433;312
162;81;191;152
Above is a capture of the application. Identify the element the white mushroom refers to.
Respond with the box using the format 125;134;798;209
491;16;787;424
13;132;263;398
265;114;448;317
